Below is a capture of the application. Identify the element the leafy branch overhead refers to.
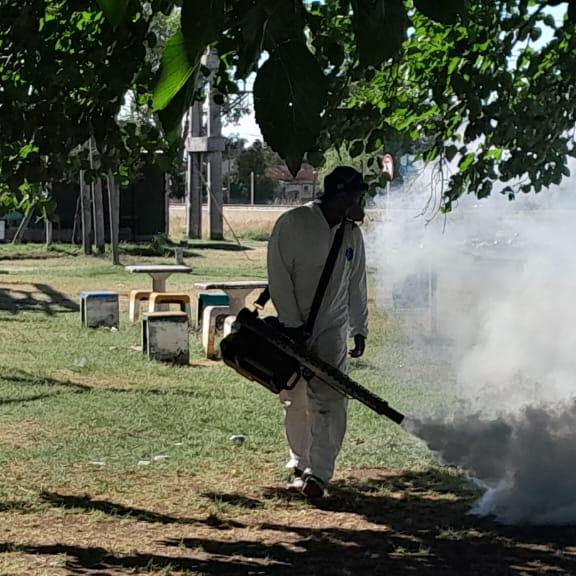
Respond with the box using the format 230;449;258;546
4;0;576;209
147;0;576;207
0;0;181;201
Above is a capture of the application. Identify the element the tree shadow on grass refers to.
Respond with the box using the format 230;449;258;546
1;470;571;575
175;240;252;252
0;283;78;315
119;239;252;259
202;492;264;510
118;244;202;258
39;492;241;529
0;366;231;405
0;368;91;406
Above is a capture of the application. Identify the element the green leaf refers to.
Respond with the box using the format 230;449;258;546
351;0;408;67
181;0;224;60
307;150;325;168
349;140;364;158
254;41;327;176
445;145;458;162
477;180;492;199
569;0;576;23
96;0;130;26
152;31;196;112
261;0;306;51
414;0;468;25
459;152;475;172
235;4;267;79
157;73;199;143
530;27;542;42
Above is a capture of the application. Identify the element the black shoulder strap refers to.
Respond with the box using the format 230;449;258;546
304;219;346;336
254;286;270;310
256;220;346;333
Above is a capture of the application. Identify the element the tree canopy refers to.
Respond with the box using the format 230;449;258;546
2;1;576;211
0;0;179;217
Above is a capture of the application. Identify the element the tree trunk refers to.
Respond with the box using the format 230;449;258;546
71;196;81;245
107;173;120;265
45;219;53;247
44;183;54;248
92;177;106;255
89;138;105;255
79;169;93;255
11;205;35;245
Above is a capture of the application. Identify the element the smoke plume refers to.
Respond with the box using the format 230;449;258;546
368;164;576;524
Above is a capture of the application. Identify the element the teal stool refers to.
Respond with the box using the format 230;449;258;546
196;292;229;329
80;291;119;328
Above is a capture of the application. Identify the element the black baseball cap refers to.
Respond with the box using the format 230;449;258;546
323;166;369;197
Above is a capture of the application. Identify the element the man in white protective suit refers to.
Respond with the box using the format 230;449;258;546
267;166;369;498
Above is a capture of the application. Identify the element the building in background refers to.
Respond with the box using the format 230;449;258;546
266;164;317;204
1;170;167;243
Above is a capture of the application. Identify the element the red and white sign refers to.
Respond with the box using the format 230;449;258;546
381;154;395;179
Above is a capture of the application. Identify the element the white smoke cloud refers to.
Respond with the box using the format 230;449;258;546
367;162;576;524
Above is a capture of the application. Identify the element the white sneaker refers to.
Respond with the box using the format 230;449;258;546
286;468;304;492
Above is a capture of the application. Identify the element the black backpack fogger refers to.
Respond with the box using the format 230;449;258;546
220;220;346;395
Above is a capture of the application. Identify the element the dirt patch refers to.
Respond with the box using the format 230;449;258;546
53;370;140;391
0;420;76;450
1;467;575;575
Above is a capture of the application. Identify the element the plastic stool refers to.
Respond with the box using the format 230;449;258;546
149;292;192;323
201;305;231;359
196;292;229;329
129;289;152;323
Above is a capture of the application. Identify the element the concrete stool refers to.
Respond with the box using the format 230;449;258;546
222;315;237;338
80;291;119;328
201;305;231;359
142;311;189;364
149;292;192;322
196;292;229;329
129;289;152;323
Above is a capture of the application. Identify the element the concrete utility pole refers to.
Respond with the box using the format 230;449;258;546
185;102;203;239
205;50;224;240
185;49;225;240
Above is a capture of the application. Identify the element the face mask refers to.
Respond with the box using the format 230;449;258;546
346;194;366;222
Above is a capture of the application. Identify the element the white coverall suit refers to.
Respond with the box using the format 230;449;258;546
267;201;369;484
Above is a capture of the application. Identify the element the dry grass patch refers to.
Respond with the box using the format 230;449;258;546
1;468;576;575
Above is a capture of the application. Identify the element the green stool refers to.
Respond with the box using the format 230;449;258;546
196;292;229;329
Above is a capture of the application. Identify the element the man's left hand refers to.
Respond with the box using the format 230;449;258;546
349;335;366;358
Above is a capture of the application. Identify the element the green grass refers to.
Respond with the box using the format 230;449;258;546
0;240;455;494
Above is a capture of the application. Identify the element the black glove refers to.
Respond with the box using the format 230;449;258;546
349;334;366;358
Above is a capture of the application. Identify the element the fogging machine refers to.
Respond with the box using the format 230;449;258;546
220;307;405;425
